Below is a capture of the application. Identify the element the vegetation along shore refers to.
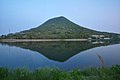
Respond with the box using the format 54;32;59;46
0;65;120;80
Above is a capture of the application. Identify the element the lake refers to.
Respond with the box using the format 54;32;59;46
0;41;120;70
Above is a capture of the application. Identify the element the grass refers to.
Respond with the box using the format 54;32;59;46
0;65;120;80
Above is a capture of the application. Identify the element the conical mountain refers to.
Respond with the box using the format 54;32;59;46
5;16;119;39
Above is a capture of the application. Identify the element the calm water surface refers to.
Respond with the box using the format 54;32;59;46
0;41;120;70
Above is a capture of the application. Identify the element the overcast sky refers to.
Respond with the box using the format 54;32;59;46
0;0;120;35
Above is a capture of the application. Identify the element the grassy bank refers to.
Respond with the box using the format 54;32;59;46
0;65;120;80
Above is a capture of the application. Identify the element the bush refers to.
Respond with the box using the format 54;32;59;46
110;65;120;80
0;65;120;80
0;67;9;80
10;68;30;80
31;67;61;80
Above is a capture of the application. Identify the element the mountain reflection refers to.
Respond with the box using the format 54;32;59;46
1;41;120;62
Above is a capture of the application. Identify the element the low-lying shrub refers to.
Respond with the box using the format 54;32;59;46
0;65;120;80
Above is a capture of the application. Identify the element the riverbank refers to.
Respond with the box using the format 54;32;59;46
0;65;120;80
0;39;88;42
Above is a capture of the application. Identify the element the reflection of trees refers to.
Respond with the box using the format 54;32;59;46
1;41;120;62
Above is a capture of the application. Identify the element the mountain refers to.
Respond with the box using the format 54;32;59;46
2;16;120;39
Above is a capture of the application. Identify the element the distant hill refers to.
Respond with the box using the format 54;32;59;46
2;16;120;39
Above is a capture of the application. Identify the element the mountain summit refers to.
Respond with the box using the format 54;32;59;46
4;16;119;39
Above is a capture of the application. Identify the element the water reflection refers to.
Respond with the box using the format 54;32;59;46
1;40;120;62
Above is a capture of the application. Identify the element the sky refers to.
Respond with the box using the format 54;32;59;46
0;0;120;35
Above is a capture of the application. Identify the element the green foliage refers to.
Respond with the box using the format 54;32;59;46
0;65;120;80
10;68;30;80
32;68;61;80
0;67;9;80
110;65;120;80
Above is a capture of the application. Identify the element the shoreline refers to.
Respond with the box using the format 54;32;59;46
0;39;88;42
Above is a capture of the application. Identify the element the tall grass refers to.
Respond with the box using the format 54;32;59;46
0;65;120;80
96;54;105;68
